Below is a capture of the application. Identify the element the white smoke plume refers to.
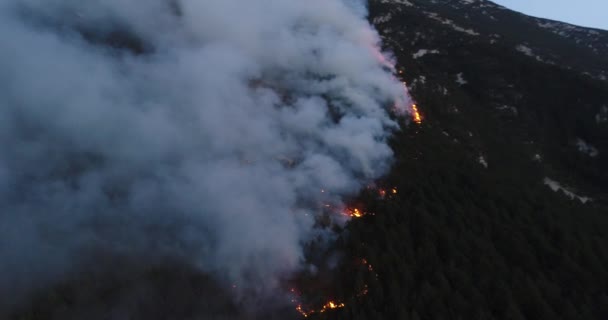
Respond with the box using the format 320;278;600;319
0;0;411;312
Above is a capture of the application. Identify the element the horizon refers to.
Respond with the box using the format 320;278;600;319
492;0;608;31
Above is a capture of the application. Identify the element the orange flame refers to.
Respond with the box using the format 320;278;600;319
296;304;309;318
295;300;346;318
291;256;376;317
321;301;346;312
292;183;399;317
378;187;397;199
349;208;363;218
411;104;422;124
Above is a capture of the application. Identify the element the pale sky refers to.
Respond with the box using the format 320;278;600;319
492;0;608;30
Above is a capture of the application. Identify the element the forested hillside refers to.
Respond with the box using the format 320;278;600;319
315;1;608;319
6;1;608;319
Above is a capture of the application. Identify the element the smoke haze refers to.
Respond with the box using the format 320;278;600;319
0;0;410;314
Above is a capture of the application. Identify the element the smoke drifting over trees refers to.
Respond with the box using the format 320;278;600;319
0;0;409;313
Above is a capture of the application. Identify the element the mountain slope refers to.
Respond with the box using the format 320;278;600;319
316;1;608;319
371;0;608;200
7;1;608;320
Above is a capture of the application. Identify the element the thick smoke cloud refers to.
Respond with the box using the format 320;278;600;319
0;0;410;309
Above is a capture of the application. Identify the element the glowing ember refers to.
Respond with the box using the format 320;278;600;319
321;301;345;311
358;284;369;297
361;258;374;272
294;300;346;317
378;187;398;199
378;189;387;198
296;305;309;318
343;207;364;218
292;183;397;317
291;256;376;317
411;104;422;124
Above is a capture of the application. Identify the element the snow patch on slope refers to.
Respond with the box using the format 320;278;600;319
515;44;547;63
478;155;488;168
456;73;467;85
379;0;414;6
544;178;592;204
596;106;608;124
412;49;440;59
425;12;480;36
373;13;392;24
576;139;599;157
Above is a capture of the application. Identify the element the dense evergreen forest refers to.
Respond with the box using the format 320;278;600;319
313;1;608;318
317;120;608;319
